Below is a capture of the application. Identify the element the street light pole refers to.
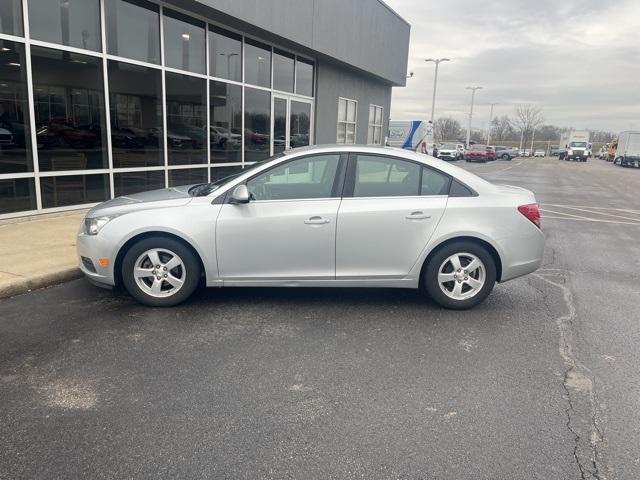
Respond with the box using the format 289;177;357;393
465;86;482;149
424;58;450;122
486;103;496;145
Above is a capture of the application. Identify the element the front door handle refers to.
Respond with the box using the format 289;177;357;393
406;211;432;220
304;216;331;225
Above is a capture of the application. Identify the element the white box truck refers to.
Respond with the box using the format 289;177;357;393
387;120;435;155
559;130;590;162
614;131;640;168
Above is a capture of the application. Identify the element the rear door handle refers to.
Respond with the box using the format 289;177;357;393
406;211;431;220
304;216;331;225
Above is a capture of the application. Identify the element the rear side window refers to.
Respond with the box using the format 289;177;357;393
449;179;475;197
421;167;451;196
353;155;420;197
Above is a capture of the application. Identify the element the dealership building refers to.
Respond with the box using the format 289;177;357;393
0;0;410;218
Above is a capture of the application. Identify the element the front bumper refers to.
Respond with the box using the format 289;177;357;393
77;232;117;287
438;153;456;160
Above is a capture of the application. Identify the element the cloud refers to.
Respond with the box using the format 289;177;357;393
387;0;640;132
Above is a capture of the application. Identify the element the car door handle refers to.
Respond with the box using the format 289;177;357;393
304;216;331;225
406;211;432;220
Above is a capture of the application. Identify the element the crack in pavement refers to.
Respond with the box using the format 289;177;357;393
530;266;611;479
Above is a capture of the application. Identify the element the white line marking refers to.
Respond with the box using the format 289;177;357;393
543;203;640;215
542;215;640;226
548;205;640;222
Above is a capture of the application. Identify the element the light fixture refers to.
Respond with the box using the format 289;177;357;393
60;0;70;7
1;47;10;52
181;33;190;41
257;56;264;61
8;62;20;67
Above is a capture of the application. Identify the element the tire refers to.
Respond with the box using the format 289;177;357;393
423;241;497;310
121;236;202;307
502;154;510;161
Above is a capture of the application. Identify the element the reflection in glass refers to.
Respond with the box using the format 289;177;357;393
245;39;271;88
114;170;164;196
0;0;23;37
106;0;160;64
0;178;36;214
295;57;314;97
108;60;163;168
165;72;206;165
211;165;243;182
163;9;205;74
31;46;108;172
210;81;241;163
273;49;294;93
168;167;207;186
244;88;271;162
40;174;109;208
28;0;101;51
209;27;241;82
273;97;286;155
290;101;311;148
0;41;33;174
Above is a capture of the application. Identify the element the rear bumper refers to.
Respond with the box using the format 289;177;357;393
498;227;545;282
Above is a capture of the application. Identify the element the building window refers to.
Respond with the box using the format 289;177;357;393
367;104;383;145
244;87;271;162
0;41;33;174
108;60;163;168
273;49;294;93
0;178;36;215
244;39;271;88
28;0;101;52
31;46;108;172
168;167;206;187
162;9;205;74
209;26;241;82
290;101;311;148
165;72;207;166
40;173;109;208
337;97;357;144
295;57;314;97
210;81;242;163
211;165;243;182
105;0;160;65
0;0;23;37
114;170;165;196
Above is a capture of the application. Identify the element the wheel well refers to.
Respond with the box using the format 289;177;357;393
419;236;503;288
113;231;206;287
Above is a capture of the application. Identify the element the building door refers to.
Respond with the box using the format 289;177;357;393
272;96;313;155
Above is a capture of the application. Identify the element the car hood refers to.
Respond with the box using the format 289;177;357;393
87;185;194;217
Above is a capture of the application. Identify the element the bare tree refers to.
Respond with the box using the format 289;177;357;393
490;115;514;142
434;117;462;142
513;104;544;149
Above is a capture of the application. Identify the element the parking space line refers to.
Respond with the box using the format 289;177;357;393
542;212;640;226
543;204;640;215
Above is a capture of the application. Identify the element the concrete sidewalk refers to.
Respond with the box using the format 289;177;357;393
0;212;86;298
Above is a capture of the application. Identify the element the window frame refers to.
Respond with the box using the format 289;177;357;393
367;104;384;145
337;97;357;145
225;152;348;203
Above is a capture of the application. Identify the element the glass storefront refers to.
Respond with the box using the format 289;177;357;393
0;0;315;217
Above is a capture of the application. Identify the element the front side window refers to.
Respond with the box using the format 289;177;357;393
163;9;205;74
353;155;419;197
106;0;160;65
367;104;383;145
246;154;340;201
337;97;357;144
29;0;101;51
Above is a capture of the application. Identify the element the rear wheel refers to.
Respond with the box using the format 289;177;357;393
121;236;201;307
423;241;497;310
502;153;510;161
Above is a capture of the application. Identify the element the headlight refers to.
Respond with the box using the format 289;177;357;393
568;149;573;155
84;216;115;235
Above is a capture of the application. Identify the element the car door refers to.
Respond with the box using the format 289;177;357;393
216;153;345;280
336;153;449;279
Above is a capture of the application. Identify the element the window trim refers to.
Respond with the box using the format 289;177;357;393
337;97;357;145
367;104;384;145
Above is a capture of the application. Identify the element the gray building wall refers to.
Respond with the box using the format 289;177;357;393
314;60;392;145
176;0;410;86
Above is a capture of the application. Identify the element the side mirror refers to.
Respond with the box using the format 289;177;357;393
230;184;250;204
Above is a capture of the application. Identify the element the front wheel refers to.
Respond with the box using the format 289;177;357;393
121;236;202;307
423;241;497;310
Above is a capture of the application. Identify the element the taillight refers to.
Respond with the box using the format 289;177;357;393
518;203;541;228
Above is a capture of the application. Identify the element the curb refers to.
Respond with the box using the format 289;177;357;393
0;268;83;300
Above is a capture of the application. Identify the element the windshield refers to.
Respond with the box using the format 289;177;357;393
570;142;587;148
441;144;457;149
188;154;283;197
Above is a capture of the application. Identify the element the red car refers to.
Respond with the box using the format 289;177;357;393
465;144;489;162
486;146;496;161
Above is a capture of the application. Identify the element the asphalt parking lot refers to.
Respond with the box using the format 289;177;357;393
1;156;639;479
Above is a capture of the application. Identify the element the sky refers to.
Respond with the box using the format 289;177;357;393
385;0;640;133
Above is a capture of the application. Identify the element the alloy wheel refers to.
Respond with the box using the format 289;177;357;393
437;252;486;300
133;248;186;298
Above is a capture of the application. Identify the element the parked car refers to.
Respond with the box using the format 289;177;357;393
549;145;560;156
486;146;497;161
77;145;544;310
523;149;531;157
494;146;517;161
534;150;545;158
210;126;241;148
465;144;489;162
437;143;464;161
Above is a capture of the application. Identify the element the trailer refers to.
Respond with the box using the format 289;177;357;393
387;120;435;155
614;131;640;168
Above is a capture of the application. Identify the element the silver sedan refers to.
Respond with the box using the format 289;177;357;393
77;145;545;310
